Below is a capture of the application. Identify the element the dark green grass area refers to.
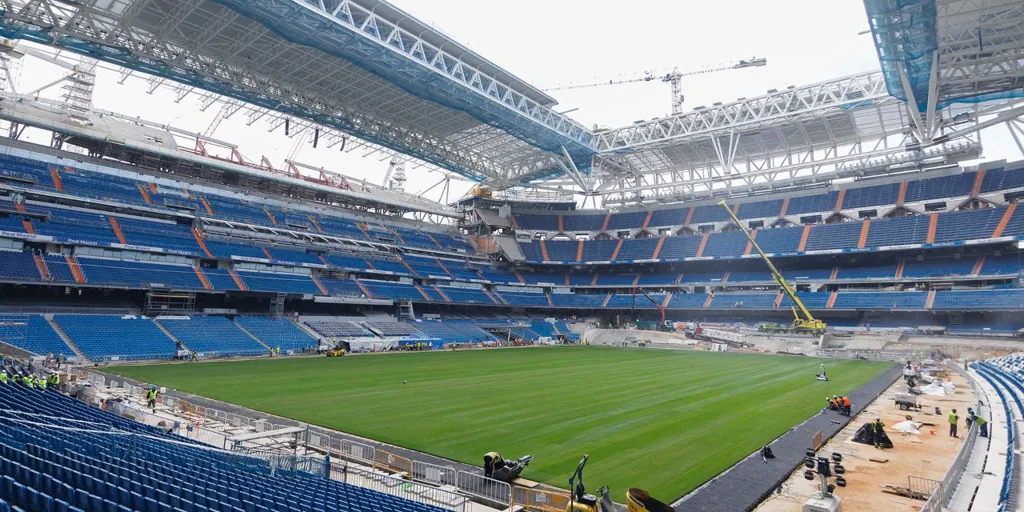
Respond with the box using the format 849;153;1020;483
113;347;890;500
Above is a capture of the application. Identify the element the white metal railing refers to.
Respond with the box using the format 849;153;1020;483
334;464;469;512
918;362;985;512
412;460;459;487
457;470;512;508
89;370;516;510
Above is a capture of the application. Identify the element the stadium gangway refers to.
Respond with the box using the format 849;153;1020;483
226;426;306;450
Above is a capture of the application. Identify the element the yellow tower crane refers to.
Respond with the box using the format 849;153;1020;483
717;200;827;335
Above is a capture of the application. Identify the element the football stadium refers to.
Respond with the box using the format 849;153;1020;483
0;1;1020;511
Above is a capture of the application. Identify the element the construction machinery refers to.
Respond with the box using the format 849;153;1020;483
565;454;674;512
483;452;532;483
631;287;669;330
717;201;827;335
544;57;766;115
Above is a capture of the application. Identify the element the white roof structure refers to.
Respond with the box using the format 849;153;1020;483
0;0;1019;211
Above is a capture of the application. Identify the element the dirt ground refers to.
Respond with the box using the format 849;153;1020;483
756;365;976;512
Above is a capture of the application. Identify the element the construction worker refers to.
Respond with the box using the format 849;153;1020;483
37;375;46;390
970;410;988;438
147;387;159;412
841;395;852;416
949;409;959;438
21;374;33;388
483;452;505;479
872;417;886;448
0;369;7;384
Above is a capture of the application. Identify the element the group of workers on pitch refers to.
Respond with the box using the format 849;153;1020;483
0;367;60;389
825;394;853;416
948;407;989;438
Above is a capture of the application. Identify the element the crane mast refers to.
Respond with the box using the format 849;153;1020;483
716;201;826;334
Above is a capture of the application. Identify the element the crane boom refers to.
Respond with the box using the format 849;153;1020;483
716;201;825;333
633;287;667;326
544;58;766;92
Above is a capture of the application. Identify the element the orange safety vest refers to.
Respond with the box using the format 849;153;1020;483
841;397;851;407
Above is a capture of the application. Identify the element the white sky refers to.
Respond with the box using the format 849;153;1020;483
9;0;1024;207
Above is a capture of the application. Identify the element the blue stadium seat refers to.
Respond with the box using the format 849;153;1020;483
234;317;317;352
0;315;73;357
0;251;41;281
54;315;175;361
0;378;449;512
158;317;266;356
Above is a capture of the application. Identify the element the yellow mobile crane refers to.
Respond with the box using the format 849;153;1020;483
718;201;827;335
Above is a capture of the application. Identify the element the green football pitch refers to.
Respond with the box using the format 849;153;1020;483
112;347;890;500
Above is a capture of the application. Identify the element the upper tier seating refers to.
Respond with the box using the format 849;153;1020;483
439;287;495;305
359;280;422;302
234;317;317;352
235;271;320;295
158;316;266;356
0;152;474;256
498;291;549;307
0;251;40;281
518;204;1024;263
551;293;607;308
117;217;201;255
53;315;173;361
932;289;1024;310
76;258;204;290
511;164;1024;233
32;208;121;246
831;291;928;310
203;268;241;292
319;278;365;297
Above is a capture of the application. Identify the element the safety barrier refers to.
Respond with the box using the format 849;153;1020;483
457;470;513;508
907;475;941;499
336;465;469;512
84;370;505;509
918;361;984;512
971;364;1015;512
512;486;571;512
373;449;413;476
412;460;458;487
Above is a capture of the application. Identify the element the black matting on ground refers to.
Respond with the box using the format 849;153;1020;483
672;365;902;512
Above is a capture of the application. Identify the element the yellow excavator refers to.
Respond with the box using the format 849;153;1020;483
718;201;827;335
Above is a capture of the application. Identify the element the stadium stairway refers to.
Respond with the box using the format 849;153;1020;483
230;320;272;352
152;321;191;355
44;317;87;363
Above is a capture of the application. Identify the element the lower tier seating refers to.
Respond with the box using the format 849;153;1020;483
0;368;448;512
52;315;173;361
158;317;266;357
234;317;317;352
0;316;73;357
